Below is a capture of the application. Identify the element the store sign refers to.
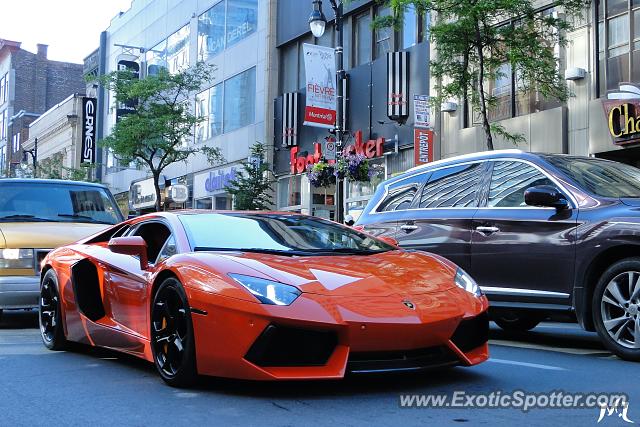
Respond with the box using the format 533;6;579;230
413;95;431;129
414;128;434;166
289;131;385;175
166;185;189;204
303;44;336;129
81;97;97;164
604;102;640;145
116;59;140;122
129;178;158;210
387;51;409;121
290;143;322;174
193;166;238;199
344;130;384;159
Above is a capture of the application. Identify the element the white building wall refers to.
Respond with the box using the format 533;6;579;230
100;0;273;198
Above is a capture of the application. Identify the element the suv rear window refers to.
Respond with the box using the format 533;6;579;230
0;181;123;224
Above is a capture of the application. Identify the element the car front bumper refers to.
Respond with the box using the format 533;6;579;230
0;275;40;309
187;286;490;381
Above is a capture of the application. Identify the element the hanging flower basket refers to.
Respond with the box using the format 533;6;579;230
335;152;382;183
306;160;337;188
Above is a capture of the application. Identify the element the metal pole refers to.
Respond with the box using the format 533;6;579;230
33;137;37;176
333;0;345;223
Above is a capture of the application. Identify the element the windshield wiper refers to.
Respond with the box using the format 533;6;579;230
308;248;388;255
193;247;308;257
0;214;56;222
57;214;113;224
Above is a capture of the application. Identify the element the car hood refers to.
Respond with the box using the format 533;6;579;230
210;250;458;297
0;222;110;249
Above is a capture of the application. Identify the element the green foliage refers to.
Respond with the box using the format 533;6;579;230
20;153;98;182
370;0;589;150
93;62;224;211
225;143;274;210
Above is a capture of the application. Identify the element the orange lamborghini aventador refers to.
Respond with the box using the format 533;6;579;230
39;211;489;387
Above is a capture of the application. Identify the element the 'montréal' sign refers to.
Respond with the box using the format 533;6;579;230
302;44;336;129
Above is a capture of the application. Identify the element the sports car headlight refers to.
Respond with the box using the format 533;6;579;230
455;268;482;297
0;249;34;269
228;274;301;306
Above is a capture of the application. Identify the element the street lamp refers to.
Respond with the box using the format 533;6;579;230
22;137;37;176
308;0;327;38
308;0;346;223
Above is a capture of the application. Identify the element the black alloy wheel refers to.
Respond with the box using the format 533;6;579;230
151;277;197;387
593;258;640;361
39;269;67;350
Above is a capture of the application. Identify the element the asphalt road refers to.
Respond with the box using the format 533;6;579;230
1;310;639;427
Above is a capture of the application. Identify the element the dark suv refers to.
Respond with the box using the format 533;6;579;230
356;149;640;360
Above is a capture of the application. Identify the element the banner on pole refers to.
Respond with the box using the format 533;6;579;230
303;43;336;129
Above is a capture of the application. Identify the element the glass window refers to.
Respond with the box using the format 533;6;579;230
0;182;122;224
180;213;395;253
223;67;256;132
278;175;302;208
281;44;298;92
195;90;209;142
157;235;177;264
608;14;630;57
418;163;484;208
0;145;5;177
195;198;213;209
487;161;554;207
198;1;226;61
146;39;167;75
377;176;425;212
544;156;640;198
208;84;224;137
355;12;372;66
226;0;258;48
608;0;628;16
166;24;190;74
402;5;418;49
375;7;393;58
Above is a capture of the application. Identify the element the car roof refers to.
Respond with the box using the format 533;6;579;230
0;178;108;188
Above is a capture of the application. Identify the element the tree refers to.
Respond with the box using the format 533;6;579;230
96;63;224;211
17;153;98;182
225;143;273;210
372;0;588;150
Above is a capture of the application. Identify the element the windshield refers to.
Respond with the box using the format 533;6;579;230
545;156;640;198
179;213;394;255
0;182;123;224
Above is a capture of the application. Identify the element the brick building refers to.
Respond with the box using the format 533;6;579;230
0;39;86;177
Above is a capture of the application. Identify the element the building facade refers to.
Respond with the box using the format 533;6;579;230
96;0;277;213
273;0;430;221
22;94;98;180
0;39;85;177
438;1;640;168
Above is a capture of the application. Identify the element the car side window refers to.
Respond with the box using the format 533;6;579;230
156;235;177;264
418;163;484;208
130;222;172;264
377;174;429;212
488;161;555;208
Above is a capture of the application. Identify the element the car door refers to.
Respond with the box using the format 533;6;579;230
360;174;429;239
395;162;486;271
470;160;578;303
103;221;172;338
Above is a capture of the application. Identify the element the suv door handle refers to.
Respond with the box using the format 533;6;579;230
400;224;418;232
475;226;500;234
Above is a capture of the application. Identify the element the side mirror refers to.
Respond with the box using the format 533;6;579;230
108;236;149;270
379;236;399;247
524;185;569;210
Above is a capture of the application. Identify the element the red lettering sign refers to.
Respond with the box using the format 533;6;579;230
290;143;323;174
344;130;384;159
